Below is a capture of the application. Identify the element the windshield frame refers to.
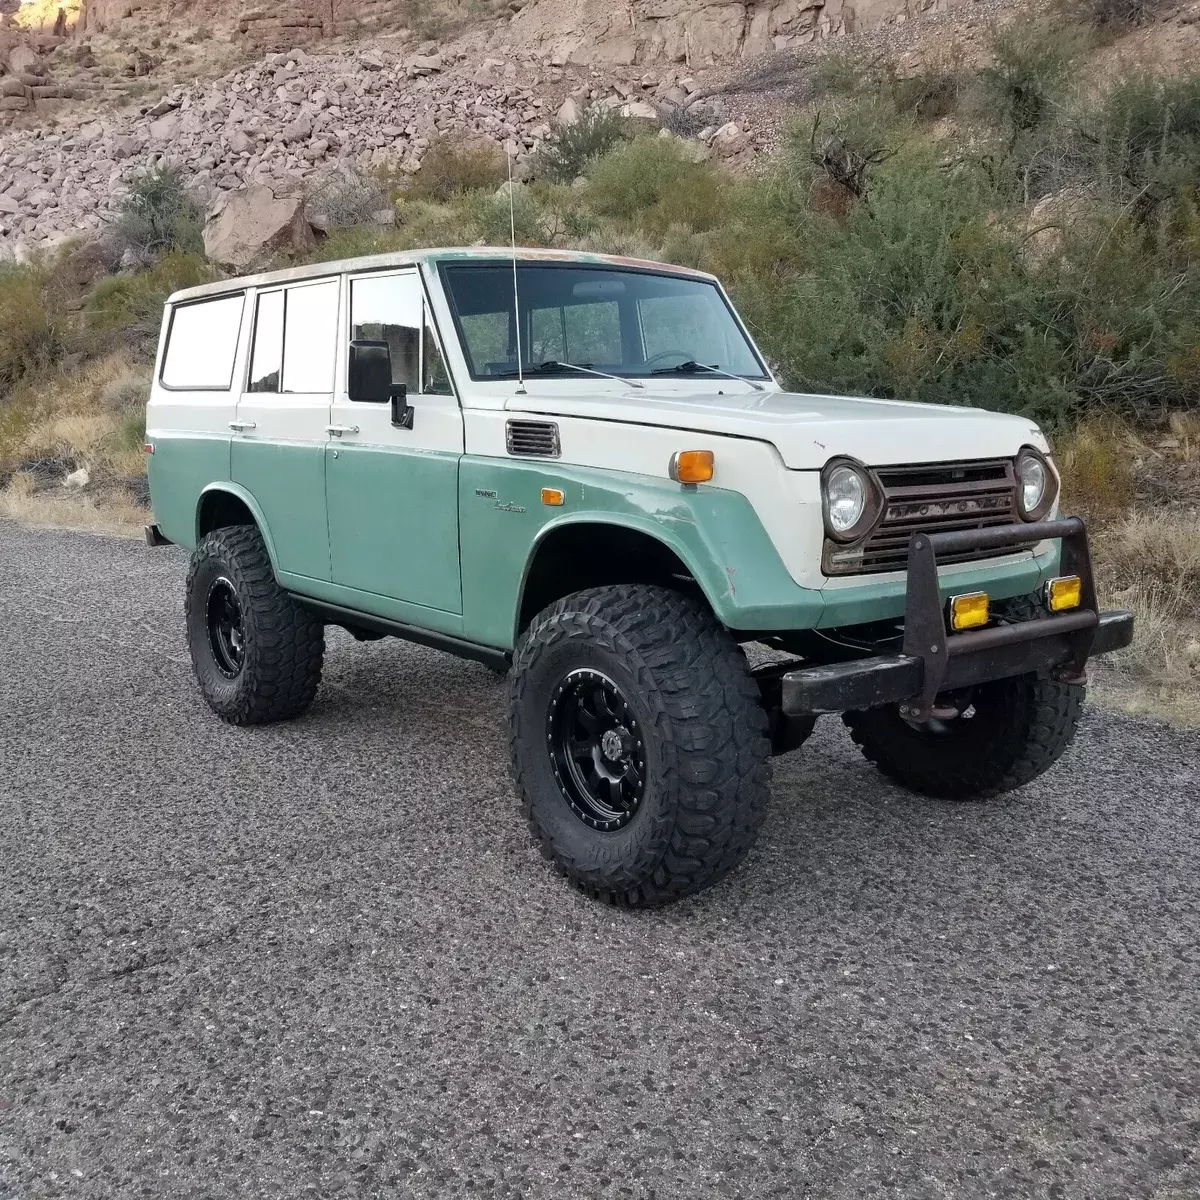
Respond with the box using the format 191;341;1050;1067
438;259;772;385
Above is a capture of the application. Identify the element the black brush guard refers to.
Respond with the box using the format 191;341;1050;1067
782;517;1135;719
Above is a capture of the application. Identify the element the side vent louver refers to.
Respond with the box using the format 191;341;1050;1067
506;419;560;458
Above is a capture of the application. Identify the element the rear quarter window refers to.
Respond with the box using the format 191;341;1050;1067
160;294;245;390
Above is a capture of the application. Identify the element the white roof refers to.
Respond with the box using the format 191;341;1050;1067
167;246;717;305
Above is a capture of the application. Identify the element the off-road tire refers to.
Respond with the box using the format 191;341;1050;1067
185;525;324;725
508;585;772;906
842;673;1085;800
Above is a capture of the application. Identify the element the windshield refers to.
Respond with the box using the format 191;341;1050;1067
440;263;769;382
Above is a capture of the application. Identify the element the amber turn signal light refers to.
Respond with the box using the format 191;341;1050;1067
949;591;989;631
1046;575;1082;612
541;487;565;506
669;450;714;484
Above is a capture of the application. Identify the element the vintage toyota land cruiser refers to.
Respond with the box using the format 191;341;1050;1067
145;247;1133;906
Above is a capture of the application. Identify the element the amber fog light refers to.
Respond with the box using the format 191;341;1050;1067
950;591;989;631
1046;575;1082;612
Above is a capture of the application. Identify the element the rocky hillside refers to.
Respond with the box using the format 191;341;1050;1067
0;33;758;259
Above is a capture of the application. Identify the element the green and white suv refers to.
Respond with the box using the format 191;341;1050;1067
145;248;1133;905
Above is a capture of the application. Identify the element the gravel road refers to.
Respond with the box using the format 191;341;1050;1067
1;518;1198;1200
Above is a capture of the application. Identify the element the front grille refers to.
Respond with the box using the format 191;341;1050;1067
825;458;1032;576
506;419;560;458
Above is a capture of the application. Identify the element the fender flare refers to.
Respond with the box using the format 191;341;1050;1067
512;511;725;643
195;482;282;575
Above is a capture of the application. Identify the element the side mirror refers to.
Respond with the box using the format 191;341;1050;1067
348;340;391;404
348;339;413;430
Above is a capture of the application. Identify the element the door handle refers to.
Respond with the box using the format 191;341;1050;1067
228;420;256;432
326;425;360;437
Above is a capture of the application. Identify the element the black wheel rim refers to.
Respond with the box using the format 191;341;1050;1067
206;577;245;679
547;668;647;831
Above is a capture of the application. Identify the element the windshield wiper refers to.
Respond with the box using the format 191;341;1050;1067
649;360;763;392
495;360;644;389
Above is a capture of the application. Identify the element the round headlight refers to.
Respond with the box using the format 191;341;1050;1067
1015;448;1056;520
825;463;868;537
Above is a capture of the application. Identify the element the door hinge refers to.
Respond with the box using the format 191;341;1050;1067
326;425;360;437
228;420;256;432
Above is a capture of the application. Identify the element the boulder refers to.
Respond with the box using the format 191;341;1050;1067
621;100;659;122
0;76;26;98
203;184;316;270
555;96;581;126
281;115;312;143
149;111;179;140
710;121;750;157
8;43;40;76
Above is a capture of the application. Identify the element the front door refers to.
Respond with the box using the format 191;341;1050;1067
231;277;339;582
325;268;465;615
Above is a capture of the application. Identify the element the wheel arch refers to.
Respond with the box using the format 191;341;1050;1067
195;484;280;572
514;515;720;639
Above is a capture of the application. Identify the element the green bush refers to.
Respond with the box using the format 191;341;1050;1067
978;21;1084;142
110;164;205;260
0;266;63;391
533;108;631;183
405;138;508;202
587;137;727;232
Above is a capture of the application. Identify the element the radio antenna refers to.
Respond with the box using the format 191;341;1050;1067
507;148;526;395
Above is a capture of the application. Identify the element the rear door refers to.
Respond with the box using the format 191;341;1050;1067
231;277;340;582
325;268;465;615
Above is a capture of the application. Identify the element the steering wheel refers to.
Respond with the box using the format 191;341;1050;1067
642;349;696;368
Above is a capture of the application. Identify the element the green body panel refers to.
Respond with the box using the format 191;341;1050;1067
152;434;1064;656
147;434;231;549
816;545;1061;629
231;440;329;581
325;444;462;614
276;571;465;638
457;458;826;649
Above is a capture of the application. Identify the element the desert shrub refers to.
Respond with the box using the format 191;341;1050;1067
110;164;205;260
1092;73;1200;217
978;21;1083;142
0;267;63;391
467;185;553;246
306;168;393;229
1071;0;1162;29
534;108;632;183
101;369;151;414
405;138;508;201
1054;416;1137;515
809;50;869;99
586;137;727;232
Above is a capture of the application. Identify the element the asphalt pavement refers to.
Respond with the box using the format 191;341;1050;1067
1;518;1198;1200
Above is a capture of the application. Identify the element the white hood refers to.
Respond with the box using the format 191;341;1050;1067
506;387;1045;470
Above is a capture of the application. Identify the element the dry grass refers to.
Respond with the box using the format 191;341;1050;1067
0;354;149;483
1091;510;1200;724
0;473;146;539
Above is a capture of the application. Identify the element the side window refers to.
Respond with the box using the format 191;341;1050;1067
282;279;339;393
247;289;283;393
422;306;453;396
351;273;421;393
161;294;244;390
